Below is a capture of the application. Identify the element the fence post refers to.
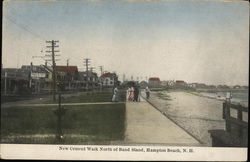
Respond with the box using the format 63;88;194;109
223;102;226;119
225;101;231;132
237;106;243;138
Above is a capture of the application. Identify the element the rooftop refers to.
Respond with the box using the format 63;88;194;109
149;77;160;81
55;66;78;76
101;72;116;77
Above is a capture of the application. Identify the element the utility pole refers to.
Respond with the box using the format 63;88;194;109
99;66;103;76
4;72;7;95
83;58;91;91
90;67;95;72
98;66;103;91
46;40;60;101
90;67;95;90
123;74;125;82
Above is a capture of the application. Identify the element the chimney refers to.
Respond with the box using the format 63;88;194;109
67;59;69;66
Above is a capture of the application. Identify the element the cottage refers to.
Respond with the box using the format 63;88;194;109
100;72;118;87
139;81;148;88
21;63;48;93
148;77;161;88
1;68;30;95
175;80;187;88
78;71;99;90
54;66;78;90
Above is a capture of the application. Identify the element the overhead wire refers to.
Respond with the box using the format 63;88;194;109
4;15;46;41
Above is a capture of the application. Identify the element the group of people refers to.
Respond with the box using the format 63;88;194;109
126;86;140;102
112;86;151;102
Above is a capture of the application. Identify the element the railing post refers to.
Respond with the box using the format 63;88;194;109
225;101;231;132
237;106;243;138
223;102;226;119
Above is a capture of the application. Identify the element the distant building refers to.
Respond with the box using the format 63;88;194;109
233;85;241;89
55;66;78;80
217;85;230;89
55;66;79;90
241;86;248;90
78;71;99;90
175;80;187;88
1;68;30;94
188;83;207;89
206;85;216;89
139;81;148;88
148;77;161;88
21;63;48;93
100;72;118;87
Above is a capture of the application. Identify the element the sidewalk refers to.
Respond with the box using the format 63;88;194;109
124;97;201;146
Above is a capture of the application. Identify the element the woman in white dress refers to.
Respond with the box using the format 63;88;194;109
126;87;131;101
130;87;135;101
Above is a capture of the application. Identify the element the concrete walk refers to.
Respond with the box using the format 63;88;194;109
125;97;201;146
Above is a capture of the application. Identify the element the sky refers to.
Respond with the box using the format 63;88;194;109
2;0;249;86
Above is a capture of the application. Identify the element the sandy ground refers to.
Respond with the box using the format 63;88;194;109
143;91;227;146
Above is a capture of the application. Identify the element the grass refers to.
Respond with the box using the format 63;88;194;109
1;103;126;144
61;91;126;103
158;92;172;100
5;91;127;104
0;135;122;144
150;88;169;92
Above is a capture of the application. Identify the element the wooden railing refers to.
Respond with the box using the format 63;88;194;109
209;101;248;147
222;101;248;138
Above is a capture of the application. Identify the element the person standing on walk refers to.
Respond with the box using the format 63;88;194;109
129;87;135;101
112;87;119;102
126;87;131;101
145;86;150;99
134;86;139;102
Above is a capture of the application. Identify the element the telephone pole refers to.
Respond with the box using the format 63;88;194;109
46;40;60;101
99;66;103;76
123;74;125;82
90;67;96;90
83;58;91;90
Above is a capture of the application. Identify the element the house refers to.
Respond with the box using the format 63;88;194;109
160;81;168;87
139;81;148;88
54;66;79;90
1;68;30;95
78;71;99;90
21;63;48;93
148;77;161;88
100;72;118;87
175;80;187;88
188;83;207;89
217;85;230;90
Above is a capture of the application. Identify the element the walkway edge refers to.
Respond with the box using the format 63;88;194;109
141;95;205;145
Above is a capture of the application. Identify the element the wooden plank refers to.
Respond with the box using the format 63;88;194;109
208;129;247;147
229;104;248;112
227;117;248;128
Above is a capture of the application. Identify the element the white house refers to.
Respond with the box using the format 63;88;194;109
100;72;118;87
